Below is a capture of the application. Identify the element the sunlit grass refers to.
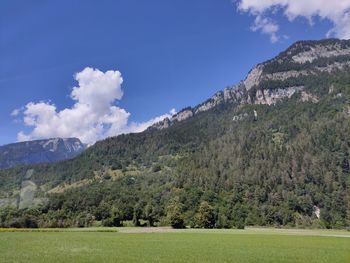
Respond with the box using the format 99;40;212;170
0;228;349;263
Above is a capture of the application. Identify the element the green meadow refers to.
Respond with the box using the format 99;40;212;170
0;228;349;263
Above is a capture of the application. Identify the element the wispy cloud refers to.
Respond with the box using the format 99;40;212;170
250;15;279;43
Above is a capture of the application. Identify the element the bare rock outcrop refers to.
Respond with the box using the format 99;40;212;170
255;86;304;105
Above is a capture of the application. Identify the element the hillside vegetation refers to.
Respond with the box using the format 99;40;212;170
0;39;349;229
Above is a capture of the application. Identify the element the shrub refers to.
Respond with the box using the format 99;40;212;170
152;164;162;173
195;201;216;229
167;203;185;229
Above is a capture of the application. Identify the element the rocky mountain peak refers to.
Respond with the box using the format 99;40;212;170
151;38;350;130
0;137;86;169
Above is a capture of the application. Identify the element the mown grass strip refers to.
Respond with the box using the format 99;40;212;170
0;227;118;233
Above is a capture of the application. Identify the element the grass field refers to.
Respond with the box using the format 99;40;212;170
0;228;349;263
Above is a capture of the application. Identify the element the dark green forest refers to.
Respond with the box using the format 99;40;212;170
0;40;350;229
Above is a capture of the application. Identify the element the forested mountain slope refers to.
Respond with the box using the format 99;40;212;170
0;39;349;229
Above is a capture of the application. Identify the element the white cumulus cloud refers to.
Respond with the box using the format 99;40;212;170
14;67;175;144
237;0;350;42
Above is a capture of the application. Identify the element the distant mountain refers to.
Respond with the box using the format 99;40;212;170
0;138;86;169
0;39;349;229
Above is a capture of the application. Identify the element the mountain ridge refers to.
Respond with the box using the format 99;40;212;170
0;137;86;169
152;38;350;129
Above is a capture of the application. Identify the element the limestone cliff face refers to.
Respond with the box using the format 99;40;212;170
291;42;350;63
255;86;305;105
171;109;193;122
151;39;350;130
242;65;264;91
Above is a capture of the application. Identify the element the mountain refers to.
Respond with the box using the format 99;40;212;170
0;39;349;229
0;138;86;169
153;38;350;129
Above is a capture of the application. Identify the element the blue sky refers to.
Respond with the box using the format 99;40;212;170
0;0;346;145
